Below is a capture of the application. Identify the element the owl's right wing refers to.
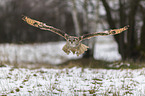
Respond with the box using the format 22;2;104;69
79;25;129;41
22;15;69;40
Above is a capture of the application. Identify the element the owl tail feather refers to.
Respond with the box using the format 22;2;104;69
62;43;89;56
76;43;89;56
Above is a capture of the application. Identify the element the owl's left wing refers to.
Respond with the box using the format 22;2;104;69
79;25;129;41
22;15;69;40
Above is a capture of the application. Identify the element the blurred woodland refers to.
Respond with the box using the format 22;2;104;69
0;0;145;61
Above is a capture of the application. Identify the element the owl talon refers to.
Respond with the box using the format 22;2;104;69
76;52;80;56
66;50;71;55
64;50;70;55
63;49;70;55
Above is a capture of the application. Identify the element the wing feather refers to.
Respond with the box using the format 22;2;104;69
79;25;129;40
22;15;69;39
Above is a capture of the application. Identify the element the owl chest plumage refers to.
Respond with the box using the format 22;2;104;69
62;41;89;56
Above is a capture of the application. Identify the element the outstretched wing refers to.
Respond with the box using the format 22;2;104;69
22;15;69;40
79;25;129;41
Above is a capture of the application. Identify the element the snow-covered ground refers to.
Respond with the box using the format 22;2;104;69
0;36;121;65
0;66;145;96
0;36;144;96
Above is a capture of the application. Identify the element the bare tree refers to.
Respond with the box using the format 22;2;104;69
82;0;100;58
140;3;145;59
0;0;70;43
70;0;81;36
68;0;101;58
101;0;145;60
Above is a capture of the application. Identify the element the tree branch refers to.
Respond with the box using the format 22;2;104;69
101;0;116;28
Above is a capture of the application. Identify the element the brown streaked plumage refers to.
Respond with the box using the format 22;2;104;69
22;16;129;56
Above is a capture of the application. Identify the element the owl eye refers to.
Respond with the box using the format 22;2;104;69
73;39;75;42
69;40;71;42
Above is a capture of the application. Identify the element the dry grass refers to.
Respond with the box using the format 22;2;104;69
57;58;145;69
1;57;145;69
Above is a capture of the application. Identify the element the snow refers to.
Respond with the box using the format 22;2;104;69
0;42;82;65
0;66;145;95
0;36;121;65
95;36;121;61
0;36;144;95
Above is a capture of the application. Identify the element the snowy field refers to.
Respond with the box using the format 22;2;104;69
0;66;145;96
1;36;144;96
0;36;121;65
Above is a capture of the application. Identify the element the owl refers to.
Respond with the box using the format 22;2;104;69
22;16;129;56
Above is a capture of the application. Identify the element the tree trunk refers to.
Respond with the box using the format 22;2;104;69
71;0;81;36
101;0;116;28
82;0;100;58
140;5;145;60
127;0;141;59
117;0;127;60
140;18;145;53
101;0;141;60
101;0;124;58
82;0;93;58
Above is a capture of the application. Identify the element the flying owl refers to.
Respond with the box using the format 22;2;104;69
22;16;129;56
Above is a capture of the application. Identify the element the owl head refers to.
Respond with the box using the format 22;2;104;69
67;36;80;47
